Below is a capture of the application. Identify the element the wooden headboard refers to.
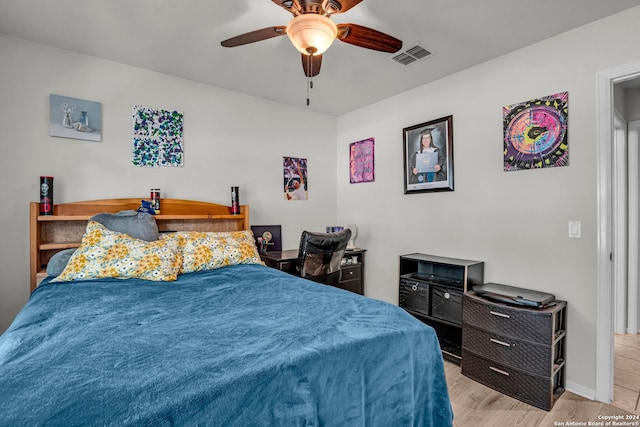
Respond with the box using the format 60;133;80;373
30;198;250;291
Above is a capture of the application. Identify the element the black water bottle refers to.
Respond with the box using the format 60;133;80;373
39;176;54;215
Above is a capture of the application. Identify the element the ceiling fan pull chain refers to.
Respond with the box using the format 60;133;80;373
306;54;313;106
307;77;314;106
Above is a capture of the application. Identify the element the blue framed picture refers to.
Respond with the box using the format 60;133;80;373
50;94;102;142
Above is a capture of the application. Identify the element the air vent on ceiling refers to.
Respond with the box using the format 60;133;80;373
390;44;432;66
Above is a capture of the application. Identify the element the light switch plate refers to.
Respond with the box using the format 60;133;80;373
568;220;582;239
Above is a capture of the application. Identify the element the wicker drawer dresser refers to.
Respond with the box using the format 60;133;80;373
461;291;567;410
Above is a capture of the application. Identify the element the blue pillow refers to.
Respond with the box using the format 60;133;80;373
46;248;77;277
89;210;159;241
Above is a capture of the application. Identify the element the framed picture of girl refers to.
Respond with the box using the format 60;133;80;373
403;115;454;194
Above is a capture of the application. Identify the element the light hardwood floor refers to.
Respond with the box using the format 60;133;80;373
444;352;640;426
613;333;640;412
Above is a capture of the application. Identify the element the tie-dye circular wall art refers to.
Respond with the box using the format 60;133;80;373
503;92;568;171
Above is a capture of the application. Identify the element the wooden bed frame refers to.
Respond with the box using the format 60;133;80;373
30;198;250;291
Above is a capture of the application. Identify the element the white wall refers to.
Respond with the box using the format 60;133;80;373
337;6;640;397
625;88;640;121
0;34;337;332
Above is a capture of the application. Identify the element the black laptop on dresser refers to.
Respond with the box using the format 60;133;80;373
472;283;555;308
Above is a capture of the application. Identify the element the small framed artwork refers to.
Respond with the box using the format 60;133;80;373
283;157;308;200
250;225;282;253
50;94;102;142
349;138;375;183
403;115;454;194
503;92;569;171
132;105;184;167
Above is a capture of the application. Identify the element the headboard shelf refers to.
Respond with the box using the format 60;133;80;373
49;198;241;216
30;198;250;291
39;242;81;250
38;214;246;221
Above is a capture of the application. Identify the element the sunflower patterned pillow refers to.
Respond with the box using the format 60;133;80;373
52;221;182;282
163;230;264;274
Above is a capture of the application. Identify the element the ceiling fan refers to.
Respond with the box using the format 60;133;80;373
220;0;403;78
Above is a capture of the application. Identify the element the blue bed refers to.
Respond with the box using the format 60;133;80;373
0;264;452;426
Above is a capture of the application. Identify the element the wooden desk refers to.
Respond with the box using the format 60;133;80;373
260;249;299;275
261;248;366;295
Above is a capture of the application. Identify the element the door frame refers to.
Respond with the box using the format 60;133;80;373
596;60;640;403
613;111;628;335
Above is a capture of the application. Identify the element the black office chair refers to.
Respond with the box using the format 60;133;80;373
296;229;352;286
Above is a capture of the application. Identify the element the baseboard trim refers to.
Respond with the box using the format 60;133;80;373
566;381;597;402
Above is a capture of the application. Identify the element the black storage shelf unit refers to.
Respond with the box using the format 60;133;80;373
399;253;484;363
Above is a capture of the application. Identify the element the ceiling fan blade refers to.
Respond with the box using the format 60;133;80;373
302;53;322;77
271;0;301;15
221;26;287;47
336;23;402;53
324;0;363;14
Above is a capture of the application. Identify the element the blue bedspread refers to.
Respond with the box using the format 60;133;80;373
0;264;452;426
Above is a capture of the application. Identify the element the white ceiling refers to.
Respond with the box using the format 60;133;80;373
1;0;639;116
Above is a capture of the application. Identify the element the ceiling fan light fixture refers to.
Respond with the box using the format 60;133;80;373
286;14;337;55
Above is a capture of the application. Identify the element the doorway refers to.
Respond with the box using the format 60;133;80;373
611;109;640;411
596;61;640;404
627;119;640;337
